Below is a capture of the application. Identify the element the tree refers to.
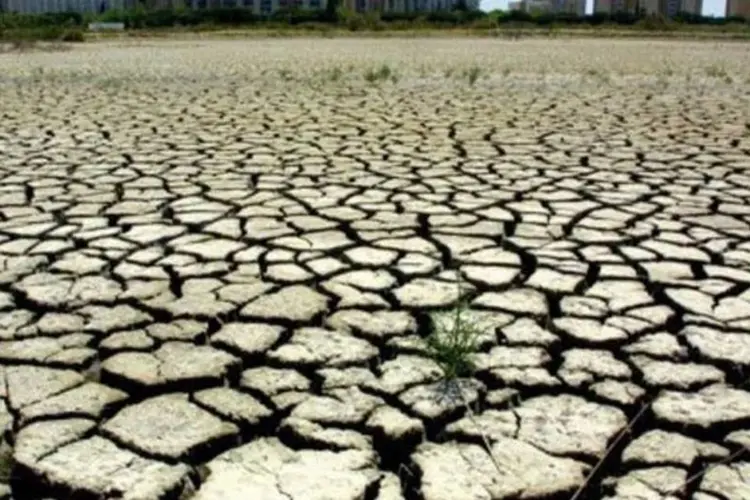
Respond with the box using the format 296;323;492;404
453;0;469;12
325;0;339;21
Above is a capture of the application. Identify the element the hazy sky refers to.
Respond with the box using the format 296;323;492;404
480;0;727;16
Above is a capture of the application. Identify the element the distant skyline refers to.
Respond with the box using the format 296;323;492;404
480;0;727;16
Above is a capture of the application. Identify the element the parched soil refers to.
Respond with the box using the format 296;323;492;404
0;38;749;500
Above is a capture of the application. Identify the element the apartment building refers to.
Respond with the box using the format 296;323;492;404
679;0;701;15
594;0;649;14
515;0;552;12
727;0;750;17
593;0;612;13
641;0;660;14
0;0;474;13
510;0;585;15
178;0;326;15
1;0;131;13
594;0;700;15
338;0;472;12
556;0;586;15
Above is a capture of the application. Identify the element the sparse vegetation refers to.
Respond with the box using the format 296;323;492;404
706;63;728;78
327;65;343;82
463;65;482;86
0;27;85;49
363;63;397;85
705;63;734;84
585;67;611;85
1;8;750;42
60;29;85;42
585;67;599;78
425;278;481;380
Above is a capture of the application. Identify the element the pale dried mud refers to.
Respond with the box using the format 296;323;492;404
0;38;749;500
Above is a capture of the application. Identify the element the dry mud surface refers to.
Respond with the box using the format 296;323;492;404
0;38;750;500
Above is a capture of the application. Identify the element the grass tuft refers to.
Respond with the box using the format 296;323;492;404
705;63;729;79
463;65;482;86
425;278;480;380
328;65;343;82
364;63;396;85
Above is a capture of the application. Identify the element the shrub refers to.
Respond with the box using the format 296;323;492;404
61;29;85;42
468;17;498;30
637;14;675;31
3;26;63;41
363;63;395;84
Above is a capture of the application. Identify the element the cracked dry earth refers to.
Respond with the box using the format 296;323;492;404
0;38;750;500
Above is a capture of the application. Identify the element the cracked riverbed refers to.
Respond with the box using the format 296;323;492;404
0;38;749;500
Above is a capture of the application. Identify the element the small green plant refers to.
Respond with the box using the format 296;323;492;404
363;63;394;85
425;278;481;380
327;65;343;82
363;68;379;84
705;63;728;79
463;65;482;86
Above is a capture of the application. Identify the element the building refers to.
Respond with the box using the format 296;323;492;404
641;0;659;14
593;0;611;13
0;0;476;13
680;0;701;15
180;0;326;14
660;0;703;16
594;0;645;14
555;0;586;15
508;0;554;13
1;0;132;13
727;0;750;17
522;0;554;12
594;0;701;15
509;0;585;15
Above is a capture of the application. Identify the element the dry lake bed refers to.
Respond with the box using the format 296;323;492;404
0;38;750;500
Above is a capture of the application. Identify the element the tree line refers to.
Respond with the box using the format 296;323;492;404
1;6;748;32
